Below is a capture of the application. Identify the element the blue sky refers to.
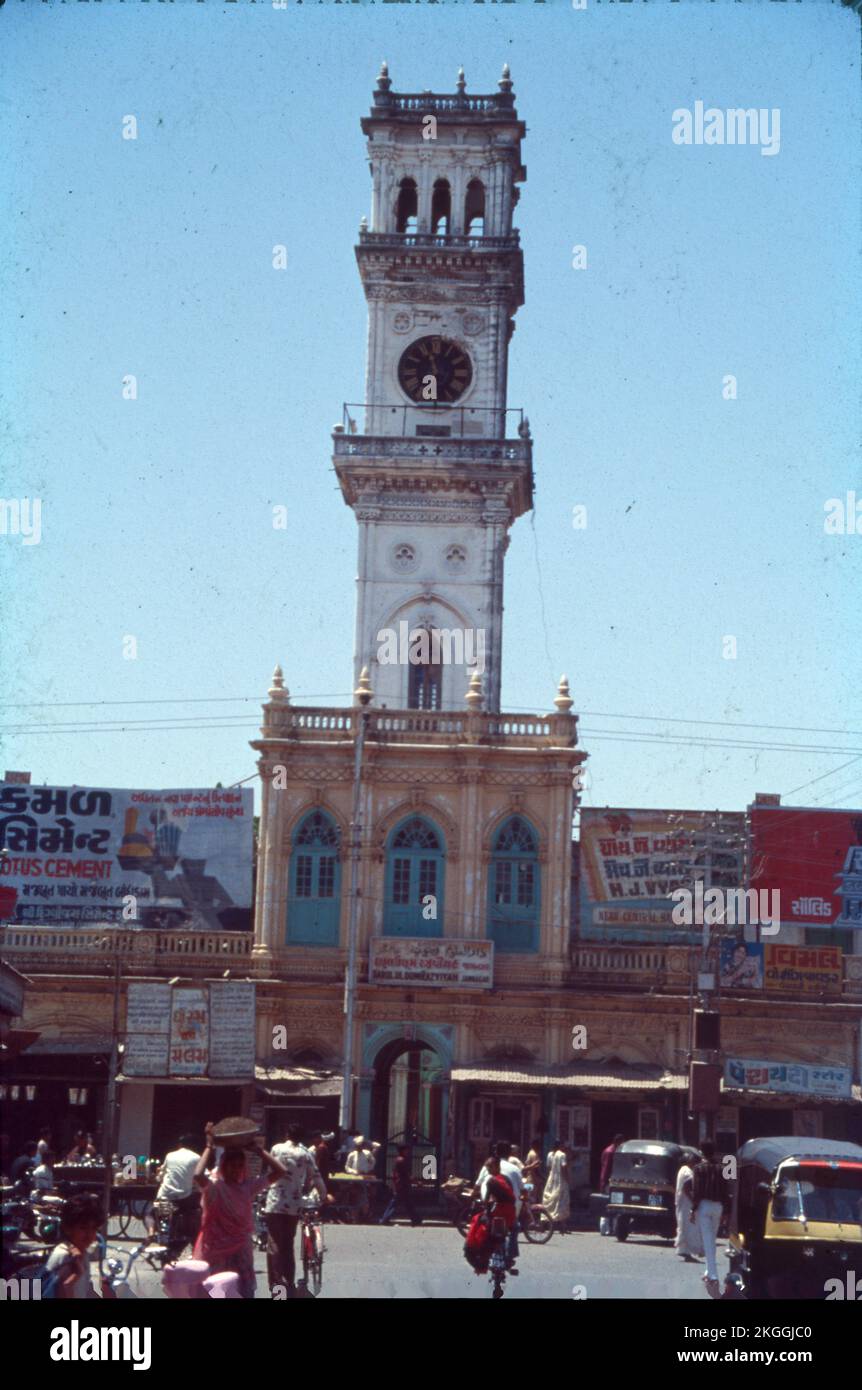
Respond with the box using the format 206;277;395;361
1;0;860;817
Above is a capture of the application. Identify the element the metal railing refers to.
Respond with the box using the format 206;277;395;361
337;402;527;440
358;230;519;252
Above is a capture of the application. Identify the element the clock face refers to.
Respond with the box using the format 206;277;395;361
398;336;473;404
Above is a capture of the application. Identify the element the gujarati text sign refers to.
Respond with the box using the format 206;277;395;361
369;938;493;989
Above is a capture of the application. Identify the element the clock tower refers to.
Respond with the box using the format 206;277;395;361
334;64;533;713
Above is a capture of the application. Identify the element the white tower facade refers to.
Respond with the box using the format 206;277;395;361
334;65;533;713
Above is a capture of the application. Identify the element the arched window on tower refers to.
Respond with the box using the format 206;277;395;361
407;635;443;711
431;179;451;236
287;810;341;946
384;815;445;938
487;816;540;953
465;179;485;237
395;177;418;234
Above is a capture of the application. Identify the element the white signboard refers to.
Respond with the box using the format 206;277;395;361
369;937;493;990
169;987;209;1076
126;982;171;1034
209;981;256;1078
124;1032;169;1077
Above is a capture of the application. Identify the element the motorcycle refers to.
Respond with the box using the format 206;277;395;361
487;1214;512;1299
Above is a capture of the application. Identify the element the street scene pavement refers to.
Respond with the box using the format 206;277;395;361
108;1222;725;1301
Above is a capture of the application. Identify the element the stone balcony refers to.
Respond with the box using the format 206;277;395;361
3;928;859;1002
0;924;254;979
255;703;577;750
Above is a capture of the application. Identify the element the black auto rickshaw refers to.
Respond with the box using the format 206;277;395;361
726;1136;862;1299
606;1140;701;1243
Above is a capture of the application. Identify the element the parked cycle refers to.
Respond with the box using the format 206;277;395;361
299;1199;325;1297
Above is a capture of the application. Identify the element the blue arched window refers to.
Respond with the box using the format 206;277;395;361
287;811;341;946
384;816;445;938
487;816;540;953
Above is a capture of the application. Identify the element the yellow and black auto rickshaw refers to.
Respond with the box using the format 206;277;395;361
608;1140;701;1243
726;1136;862;1299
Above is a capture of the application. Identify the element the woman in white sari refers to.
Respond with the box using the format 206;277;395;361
674;1159;703;1260
541;1141;570;1232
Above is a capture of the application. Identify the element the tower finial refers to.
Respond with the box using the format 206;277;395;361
456;66;466;94
355;666;373;707
377;60;391;92
465;670;484;712
499;63;513;96
268;665;290;704
554;675;574;713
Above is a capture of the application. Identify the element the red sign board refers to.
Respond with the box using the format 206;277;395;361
749;806;862;928
0;886;18;919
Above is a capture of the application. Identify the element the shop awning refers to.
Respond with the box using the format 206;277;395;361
451;1062;688;1092
255;1065;342;1098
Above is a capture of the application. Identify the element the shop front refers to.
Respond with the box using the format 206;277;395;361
451;1062;689;1200
721;1057;861;1150
2;1040;112;1160
254;1066;342;1149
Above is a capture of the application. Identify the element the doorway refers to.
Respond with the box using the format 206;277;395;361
590;1101;638;1188
370;1040;444;1184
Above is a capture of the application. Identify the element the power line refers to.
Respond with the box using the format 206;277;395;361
2;693;858;741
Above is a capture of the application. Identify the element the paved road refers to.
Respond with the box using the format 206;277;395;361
108;1221;726;1300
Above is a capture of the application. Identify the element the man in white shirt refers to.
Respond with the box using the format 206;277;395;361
345;1136;377;1220
475;1142;523;1270
31;1150;55;1194
155;1134;201;1255
264;1123;328;1294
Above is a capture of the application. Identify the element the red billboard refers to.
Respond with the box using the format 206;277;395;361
749;806;862;929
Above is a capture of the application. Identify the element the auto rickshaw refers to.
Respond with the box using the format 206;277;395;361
726;1136;862;1299
607;1140;701;1243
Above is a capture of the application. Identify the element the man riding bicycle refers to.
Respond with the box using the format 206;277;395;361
154;1134;202;1257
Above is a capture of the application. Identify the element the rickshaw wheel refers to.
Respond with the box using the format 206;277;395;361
614;1217;630;1242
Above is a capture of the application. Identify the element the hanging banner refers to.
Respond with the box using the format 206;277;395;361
0;784;254;930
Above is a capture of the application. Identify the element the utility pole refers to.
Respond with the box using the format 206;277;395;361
101;936;123;1228
339;668;373;1135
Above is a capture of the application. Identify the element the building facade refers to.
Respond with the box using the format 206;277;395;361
1;71;859;1193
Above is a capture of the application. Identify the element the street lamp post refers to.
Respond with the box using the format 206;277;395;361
340;669;373;1135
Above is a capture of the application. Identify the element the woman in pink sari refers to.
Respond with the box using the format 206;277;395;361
193;1123;286;1298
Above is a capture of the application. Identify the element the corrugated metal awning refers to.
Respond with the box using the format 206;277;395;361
451;1062;688;1092
255;1065;342;1098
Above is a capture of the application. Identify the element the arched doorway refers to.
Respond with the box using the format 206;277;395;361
370;1038;445;1190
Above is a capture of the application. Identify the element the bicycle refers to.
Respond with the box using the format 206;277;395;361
519;1196;554;1245
299;1200;325;1297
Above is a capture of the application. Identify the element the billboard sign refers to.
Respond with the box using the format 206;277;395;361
579;808;745;941
763;943;843;996
724;1057;852;1099
749;806;862;930
0;784;254;930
